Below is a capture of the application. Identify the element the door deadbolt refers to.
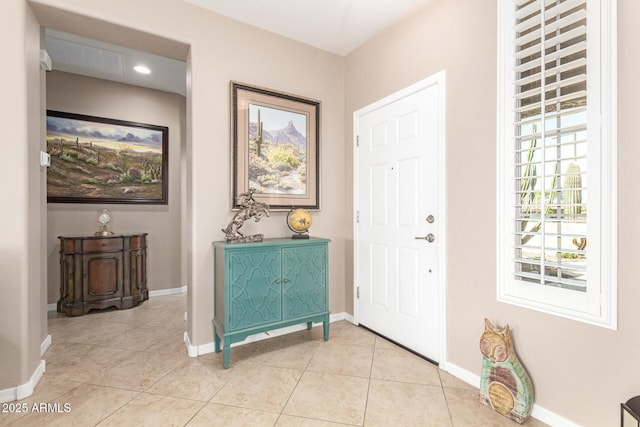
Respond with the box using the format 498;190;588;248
426;215;435;223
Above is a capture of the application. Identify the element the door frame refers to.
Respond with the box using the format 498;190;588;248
353;71;447;365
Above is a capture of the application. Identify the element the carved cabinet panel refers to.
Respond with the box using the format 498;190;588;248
57;233;148;316
282;245;328;320
213;238;330;368
83;253;123;300
228;249;282;330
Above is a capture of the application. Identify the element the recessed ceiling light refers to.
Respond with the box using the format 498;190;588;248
134;65;151;74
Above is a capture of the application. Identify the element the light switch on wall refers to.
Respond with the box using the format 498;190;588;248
40;151;50;167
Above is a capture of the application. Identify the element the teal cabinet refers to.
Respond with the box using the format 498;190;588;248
213;238;330;368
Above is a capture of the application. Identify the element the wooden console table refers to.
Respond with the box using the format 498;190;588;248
213;237;330;368
57;233;148;316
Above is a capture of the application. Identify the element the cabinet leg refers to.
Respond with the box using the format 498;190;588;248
223;342;231;369
214;332;221;353
306;321;312;330
323;321;330;341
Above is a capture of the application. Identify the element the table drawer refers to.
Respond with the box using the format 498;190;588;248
83;238;123;252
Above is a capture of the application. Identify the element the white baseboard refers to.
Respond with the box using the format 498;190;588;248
529;405;582;427
442;362;580;427
149;286;187;298
439;361;481;388
47;286;187;312
0;360;46;403
183;331;199;358
342;312;355;324
40;335;51;357
184;312;349;357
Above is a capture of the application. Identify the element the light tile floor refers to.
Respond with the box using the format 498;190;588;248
3;294;548;426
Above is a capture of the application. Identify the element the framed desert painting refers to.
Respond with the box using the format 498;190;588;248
231;82;320;210
46;110;168;204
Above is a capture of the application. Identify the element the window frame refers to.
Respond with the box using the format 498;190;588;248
496;0;617;329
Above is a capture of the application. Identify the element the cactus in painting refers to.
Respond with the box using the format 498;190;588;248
256;108;264;158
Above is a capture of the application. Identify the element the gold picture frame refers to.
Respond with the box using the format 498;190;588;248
231;82;320;210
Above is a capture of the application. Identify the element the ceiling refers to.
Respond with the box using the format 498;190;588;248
45;29;188;96
44;0;423;95
183;0;422;56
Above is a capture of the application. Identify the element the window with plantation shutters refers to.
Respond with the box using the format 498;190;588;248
497;0;617;328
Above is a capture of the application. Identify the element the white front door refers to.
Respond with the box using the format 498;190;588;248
354;73;445;362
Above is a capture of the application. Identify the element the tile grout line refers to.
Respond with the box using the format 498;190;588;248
438;369;456;426
359;336;379;427
273;330;325;426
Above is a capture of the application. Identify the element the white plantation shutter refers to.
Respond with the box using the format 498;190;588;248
514;0;588;291
497;0;617;328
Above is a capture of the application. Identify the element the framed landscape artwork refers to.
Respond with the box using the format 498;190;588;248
231;82;320;210
46;110;168;204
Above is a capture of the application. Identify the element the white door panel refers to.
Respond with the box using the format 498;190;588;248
355;74;445;362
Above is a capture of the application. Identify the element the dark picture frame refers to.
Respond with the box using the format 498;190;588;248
46;110;168;204
231;82;320;210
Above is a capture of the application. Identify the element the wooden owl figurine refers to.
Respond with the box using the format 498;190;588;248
479;318;534;424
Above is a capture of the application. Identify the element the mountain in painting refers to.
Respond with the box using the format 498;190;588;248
249;120;306;148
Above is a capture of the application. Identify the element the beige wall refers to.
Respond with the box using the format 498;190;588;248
45;71;186;303
346;1;639;426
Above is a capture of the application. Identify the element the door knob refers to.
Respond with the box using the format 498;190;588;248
426;215;435;223
415;233;436;242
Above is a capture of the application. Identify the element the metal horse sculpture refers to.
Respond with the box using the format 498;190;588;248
222;189;270;243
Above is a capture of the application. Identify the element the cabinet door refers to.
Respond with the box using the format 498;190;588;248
228;249;282;331
129;235;147;294
60;255;73;301
129;249;146;292
83;253;123;301
282;245;327;319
